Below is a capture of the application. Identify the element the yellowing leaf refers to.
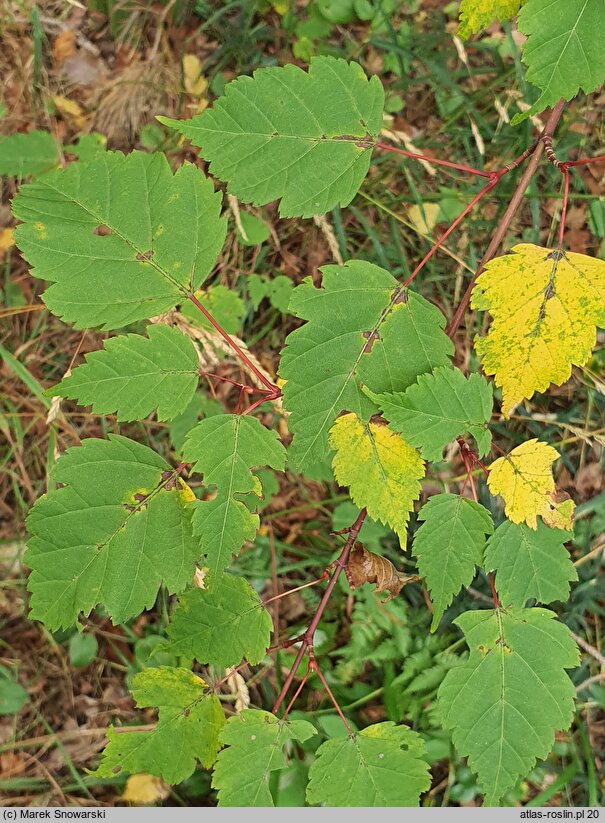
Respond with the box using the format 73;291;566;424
183;54;208;99
472;244;605;416
407;203;440;234
487;439;574;529
0;228;15;261
52;95;87;130
122;774;169;805
458;0;524;38
329;413;425;544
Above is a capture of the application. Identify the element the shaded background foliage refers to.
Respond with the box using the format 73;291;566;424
1;0;604;808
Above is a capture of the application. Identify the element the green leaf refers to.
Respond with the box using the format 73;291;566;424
367;366;493;461
68;632;99;667
182;415;286;578
513;0;605;122
306;722;430;806
235;212;271;246
12;151;226;330
67;133;107;161
212;709;317;806
169;392;224;452
0;130;60;177
0;667;28;715
458;0;523;38
25;435;198;629
484;519;577;607
438;607;579;805
279;260;452;470
167;572;272;667
159;56;384;218
329;412;425;544
413;494;494;631
93;667;224;784
248;273;294;313
48;324;200;422
180;284;245;334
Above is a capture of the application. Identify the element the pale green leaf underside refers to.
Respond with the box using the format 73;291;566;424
306;722;430;807
514;0;605;121
0;130;60;177
25;435;197;629
167;572;272;667
159;56;384;218
438;607;579;805
93;667;224;784
485;519;577;607
48;324;200;421
368;366;493;461
181;415;286;578
12;151;226;329
212;709;317;806
413;494;494;631
279;260;453;471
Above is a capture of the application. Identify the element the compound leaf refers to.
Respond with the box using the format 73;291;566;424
438;607;579;805
487;439;575;529
472;244;605;415
306;722;430;807
212;709;317;806
0;130;60;177
25;435;198;629
167;572;272;667
329;412;425;544
181;415;286;578
159;56;384;218
48;324;200;422
279;260;452;471
458;0;523;38
367;366;493;462
413;494;494;631
485;519;577;607
514;0;605;121
93;667;224;784
12;151;226;329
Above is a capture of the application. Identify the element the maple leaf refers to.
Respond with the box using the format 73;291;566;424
438;607;579;805
484;519;577;607
12;151;226;329
471;244;605;416
367;365;493;462
306;722;430;807
412;494;494;631
181;414;286;578
514;0;605;122
93;667;224;784
329;412;425;544
212;709;317;806
159;57;384;218
458;0;524;39
25;435;198;629
166;572;272;667
487;439;575;529
279;260;452;471
48;324;200;422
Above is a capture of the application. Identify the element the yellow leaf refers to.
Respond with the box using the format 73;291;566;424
0;228;15;261
407;203;440;234
487;439;575;529
458;0;523;38
121;773;169;805
472;244;605;416
52;95;87;130
329;413;425;544
182;54;208;98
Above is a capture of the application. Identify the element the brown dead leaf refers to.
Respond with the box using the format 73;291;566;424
346;543;419;602
53;31;76;67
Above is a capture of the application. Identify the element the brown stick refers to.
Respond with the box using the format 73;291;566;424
446;99;566;338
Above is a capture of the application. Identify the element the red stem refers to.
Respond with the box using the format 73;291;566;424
272;508;367;715
558;167;571;249
375;141;492;178
564;154;605;168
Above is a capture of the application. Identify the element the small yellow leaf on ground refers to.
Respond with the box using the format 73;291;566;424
472;244;605;416
52;30;76;67
52;95;87;130
487;439;575;529
0;228;15;261
183;54;208;98
408;203;440;234
329;412;425;544
122;773;170;805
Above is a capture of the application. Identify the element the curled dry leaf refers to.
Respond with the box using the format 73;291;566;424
346;542;419;602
